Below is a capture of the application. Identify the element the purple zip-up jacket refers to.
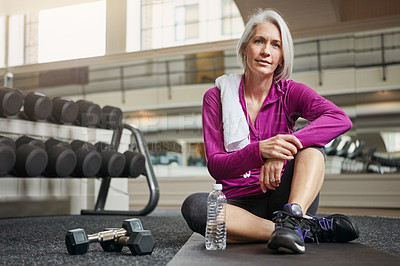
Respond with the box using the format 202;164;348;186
202;76;352;199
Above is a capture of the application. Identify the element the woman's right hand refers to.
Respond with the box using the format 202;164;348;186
259;134;303;160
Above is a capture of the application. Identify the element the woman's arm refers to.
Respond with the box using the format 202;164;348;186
286;82;352;147
202;88;264;180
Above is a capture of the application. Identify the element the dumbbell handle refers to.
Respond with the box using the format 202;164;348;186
87;228;127;243
115;235;131;245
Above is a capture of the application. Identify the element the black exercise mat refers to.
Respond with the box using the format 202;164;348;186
168;233;400;266
0;210;398;265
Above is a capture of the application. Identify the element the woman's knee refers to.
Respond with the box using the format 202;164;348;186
181;192;208;236
301;146;326;161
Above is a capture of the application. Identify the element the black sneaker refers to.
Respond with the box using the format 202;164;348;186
304;214;359;243
267;203;309;254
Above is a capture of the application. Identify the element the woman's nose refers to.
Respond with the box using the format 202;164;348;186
260;44;270;56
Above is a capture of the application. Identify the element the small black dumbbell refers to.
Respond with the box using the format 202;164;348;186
122;150;146;177
98;106;123;130
49;97;78;124
65;218;155;255
70;140;102;177
103;230;156;256
95;142;126;177
44;138;77;177
14;135;48;177
0;135;16;176
21;91;53;121
75;100;102;127
0;87;24;117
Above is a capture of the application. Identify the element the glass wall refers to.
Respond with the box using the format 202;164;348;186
127;0;244;51
37;1;106;63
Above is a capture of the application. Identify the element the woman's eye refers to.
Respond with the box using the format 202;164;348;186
273;43;281;48
255;39;262;44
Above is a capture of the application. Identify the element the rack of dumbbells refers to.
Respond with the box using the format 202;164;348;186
0;87;159;216
325;136;400;174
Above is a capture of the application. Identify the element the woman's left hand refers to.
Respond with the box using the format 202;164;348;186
259;159;285;193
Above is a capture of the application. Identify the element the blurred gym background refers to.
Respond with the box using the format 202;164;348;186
0;0;399;218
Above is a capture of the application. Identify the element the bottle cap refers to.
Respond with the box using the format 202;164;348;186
213;184;222;190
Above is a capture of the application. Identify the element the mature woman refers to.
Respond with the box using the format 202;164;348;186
181;8;359;254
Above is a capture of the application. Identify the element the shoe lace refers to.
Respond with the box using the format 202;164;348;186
303;217;335;243
302;218;320;244
272;210;303;229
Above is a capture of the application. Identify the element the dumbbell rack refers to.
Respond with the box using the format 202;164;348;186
0;117;159;216
81;123;159;216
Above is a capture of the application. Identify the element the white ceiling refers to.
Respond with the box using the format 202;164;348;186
234;0;400;38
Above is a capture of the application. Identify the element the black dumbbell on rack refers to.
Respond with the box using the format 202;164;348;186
20;91;53;121
14;135;48;177
95;142;126;177
44;138;77;177
65;218;156;255
0;135;16;176
74;100;102;128
122;150;146;178
98;106;123;130
70;140;102;177
0;87;24;118
49;97;79;124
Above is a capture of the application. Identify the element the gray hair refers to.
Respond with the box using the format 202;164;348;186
236;9;293;81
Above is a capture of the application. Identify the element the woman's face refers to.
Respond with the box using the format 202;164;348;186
243;22;283;78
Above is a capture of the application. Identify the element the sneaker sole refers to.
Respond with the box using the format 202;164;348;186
267;231;305;254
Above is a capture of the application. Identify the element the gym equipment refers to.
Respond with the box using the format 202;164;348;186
325;137;341;155
70;140;102;177
347;141;365;159
99;106;123;130
50;97;78;124
95;142;126;177
44;138;77;177
22;91;53;121
103;231;156;255
0;87;24;117
65;218;156;255
0;135;16;176
336;140;352;157
75;100;102;127
81;124;159;216
122;150;146;177
14;136;48;177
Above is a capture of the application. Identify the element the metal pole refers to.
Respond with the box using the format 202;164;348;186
120;66;126;104
316;40;323;86
380;34;386;81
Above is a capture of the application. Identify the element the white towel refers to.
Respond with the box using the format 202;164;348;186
215;74;250;152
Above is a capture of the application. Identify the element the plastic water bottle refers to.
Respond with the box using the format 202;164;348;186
205;183;227;250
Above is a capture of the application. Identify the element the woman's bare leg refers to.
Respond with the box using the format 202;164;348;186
288;147;325;214
226;204;275;243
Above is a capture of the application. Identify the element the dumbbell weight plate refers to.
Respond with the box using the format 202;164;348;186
126;230;156;255
0;87;23;117
0;144;16;176
74;147;102;177
76;100;102;127
46;146;77;177
51;97;78;124
15;144;48;177
23;92;53;121
123;151;146;177
65;229;89;255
